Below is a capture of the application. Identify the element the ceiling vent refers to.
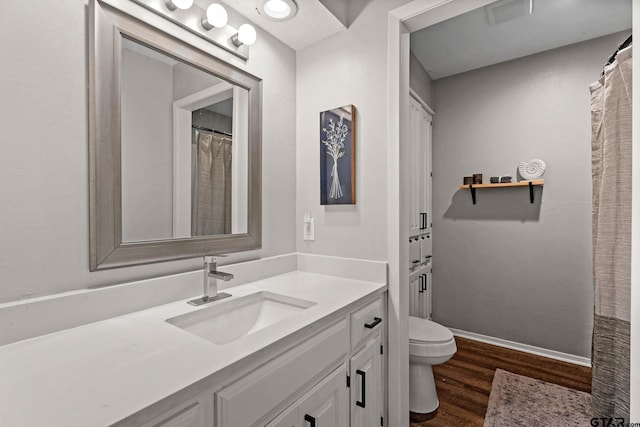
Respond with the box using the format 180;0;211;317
486;0;533;26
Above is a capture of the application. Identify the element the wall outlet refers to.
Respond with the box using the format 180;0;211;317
303;213;315;241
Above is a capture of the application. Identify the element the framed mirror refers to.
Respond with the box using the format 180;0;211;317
89;0;262;270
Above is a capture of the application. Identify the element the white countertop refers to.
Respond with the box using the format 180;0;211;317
0;271;385;427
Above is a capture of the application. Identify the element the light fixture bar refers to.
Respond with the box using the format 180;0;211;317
130;0;250;60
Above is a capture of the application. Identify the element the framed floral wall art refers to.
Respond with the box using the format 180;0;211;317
320;104;356;205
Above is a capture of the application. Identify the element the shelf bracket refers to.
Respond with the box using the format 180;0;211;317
528;181;534;203
469;184;476;205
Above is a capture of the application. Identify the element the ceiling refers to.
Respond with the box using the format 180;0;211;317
410;0;632;80
195;0;347;51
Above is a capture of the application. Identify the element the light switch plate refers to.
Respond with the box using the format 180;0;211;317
303;218;315;241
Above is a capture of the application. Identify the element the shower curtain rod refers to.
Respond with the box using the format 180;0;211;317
602;34;632;74
192;124;232;137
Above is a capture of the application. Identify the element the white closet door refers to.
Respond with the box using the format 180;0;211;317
408;97;422;237
417;107;427;235
423;109;432;236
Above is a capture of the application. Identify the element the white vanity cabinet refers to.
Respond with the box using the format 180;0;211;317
116;292;385;427
262;294;386;427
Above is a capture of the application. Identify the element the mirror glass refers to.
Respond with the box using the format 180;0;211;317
120;38;248;243
89;0;261;270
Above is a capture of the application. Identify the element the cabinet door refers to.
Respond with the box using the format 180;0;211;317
409;269;421;318
297;365;348;427
265;403;297;427
349;333;382;427
419;234;432;265
423;263;432;320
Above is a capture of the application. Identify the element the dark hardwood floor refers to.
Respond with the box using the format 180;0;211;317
410;336;592;426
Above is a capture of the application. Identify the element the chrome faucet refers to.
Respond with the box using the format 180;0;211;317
188;256;233;306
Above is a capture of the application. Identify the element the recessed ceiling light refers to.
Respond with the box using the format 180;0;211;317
256;0;298;22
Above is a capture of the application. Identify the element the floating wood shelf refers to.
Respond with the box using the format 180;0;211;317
459;179;544;204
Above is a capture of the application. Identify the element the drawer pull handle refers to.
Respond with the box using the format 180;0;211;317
356;369;366;408
304;414;316;427
364;317;382;329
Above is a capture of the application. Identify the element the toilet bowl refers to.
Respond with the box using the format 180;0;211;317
409;316;457;414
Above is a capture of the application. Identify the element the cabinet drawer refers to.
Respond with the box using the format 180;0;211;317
216;319;348;427
350;297;383;350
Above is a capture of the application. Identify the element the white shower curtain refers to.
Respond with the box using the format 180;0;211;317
590;44;632;419
192;129;232;236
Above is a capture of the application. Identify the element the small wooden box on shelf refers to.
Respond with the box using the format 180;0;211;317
459;179;544;204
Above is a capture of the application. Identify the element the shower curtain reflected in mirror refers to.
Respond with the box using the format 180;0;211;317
590;43;631;419
192;129;232;236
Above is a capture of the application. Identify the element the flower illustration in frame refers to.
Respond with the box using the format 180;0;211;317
320;105;355;205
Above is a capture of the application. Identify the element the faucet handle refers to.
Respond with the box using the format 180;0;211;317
204;254;227;264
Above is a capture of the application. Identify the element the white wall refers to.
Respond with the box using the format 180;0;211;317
121;47;174;242
409;51;433;107
296;0;410;261
430;32;628;357
0;0;296;303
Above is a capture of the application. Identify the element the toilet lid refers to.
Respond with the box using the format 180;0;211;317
409;316;454;343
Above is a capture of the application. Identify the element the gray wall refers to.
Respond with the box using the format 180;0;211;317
409;51;433;108
431;32;628;357
0;0;296;303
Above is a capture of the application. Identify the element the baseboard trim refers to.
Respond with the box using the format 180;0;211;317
449;328;592;368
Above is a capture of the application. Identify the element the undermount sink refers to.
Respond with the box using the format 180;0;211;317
167;291;316;345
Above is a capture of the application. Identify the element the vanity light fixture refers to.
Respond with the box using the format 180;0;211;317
256;0;298;21
202;3;228;30
232;24;257;46
165;0;193;11
131;0;253;60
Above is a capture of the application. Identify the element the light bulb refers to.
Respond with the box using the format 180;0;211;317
202;3;228;30
166;0;193;10
236;24;257;46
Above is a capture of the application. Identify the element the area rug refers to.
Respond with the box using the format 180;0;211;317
483;369;592;426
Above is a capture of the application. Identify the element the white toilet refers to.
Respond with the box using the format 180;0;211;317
409;315;457;413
